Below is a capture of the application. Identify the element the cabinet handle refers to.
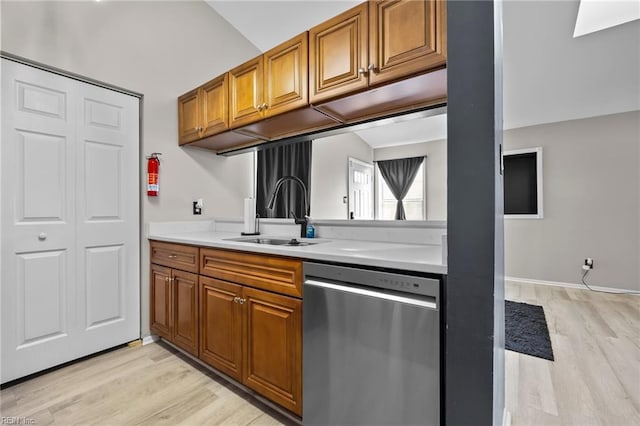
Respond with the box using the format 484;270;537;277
168;255;177;259
368;63;376;73
358;67;367;75
165;277;169;282
261;103;267;110
239;298;246;305
38;233;47;241
255;104;262;111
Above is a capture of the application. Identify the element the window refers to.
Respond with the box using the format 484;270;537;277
503;147;543;218
255;141;312;219
375;159;426;220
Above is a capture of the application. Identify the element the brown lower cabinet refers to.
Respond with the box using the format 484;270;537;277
151;241;303;417
199;277;243;380
199;275;302;416
150;264;199;356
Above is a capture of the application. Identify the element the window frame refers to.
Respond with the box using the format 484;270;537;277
503;147;544;219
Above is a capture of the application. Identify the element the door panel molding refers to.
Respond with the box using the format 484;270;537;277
1;59;140;384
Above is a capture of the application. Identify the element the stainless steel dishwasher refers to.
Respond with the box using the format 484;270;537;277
303;262;441;426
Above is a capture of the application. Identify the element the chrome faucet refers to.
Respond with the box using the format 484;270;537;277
267;176;309;238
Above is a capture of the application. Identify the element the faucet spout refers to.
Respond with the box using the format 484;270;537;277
267;176;309;237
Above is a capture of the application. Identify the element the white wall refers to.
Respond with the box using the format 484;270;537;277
374;140;447;221
504;111;640;291
503;0;640;129
310;132;373;219
1;0;260;336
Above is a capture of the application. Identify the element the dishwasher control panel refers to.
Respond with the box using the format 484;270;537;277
304;262;440;298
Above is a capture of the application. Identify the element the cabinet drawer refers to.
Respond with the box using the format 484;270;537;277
150;241;199;273
200;248;303;298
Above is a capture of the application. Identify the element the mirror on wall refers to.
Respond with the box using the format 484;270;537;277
252;110;448;222
309;112;448;221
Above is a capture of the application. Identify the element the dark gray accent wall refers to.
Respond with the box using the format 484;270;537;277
446;1;504;425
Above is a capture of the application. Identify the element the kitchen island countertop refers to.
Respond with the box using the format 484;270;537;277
148;230;447;275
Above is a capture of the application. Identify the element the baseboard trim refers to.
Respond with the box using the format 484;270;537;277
141;335;159;346
505;276;638;294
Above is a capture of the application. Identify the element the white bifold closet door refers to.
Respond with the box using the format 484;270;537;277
1;59;140;383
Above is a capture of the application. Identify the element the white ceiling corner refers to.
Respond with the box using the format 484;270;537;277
574;0;640;38
354;114;448;149
205;0;359;52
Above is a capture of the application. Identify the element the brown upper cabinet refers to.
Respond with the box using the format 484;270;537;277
230;33;309;128
178;73;229;145
309;0;446;104
368;0;447;85
178;0;447;153
309;3;369;104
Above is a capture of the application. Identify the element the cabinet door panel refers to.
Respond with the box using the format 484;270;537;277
150;264;172;339
264;33;308;117
229;57;263;128
309;3;368;104
369;0;447;86
201;74;229;137
177;88;200;145
200;276;243;380
172;270;199;356
243;287;302;416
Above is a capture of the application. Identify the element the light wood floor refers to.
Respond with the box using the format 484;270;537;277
506;280;640;426
0;342;291;425
1;282;637;425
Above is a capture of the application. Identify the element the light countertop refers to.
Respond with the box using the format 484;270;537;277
148;230;447;275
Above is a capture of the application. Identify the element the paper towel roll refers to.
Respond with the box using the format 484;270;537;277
243;198;256;234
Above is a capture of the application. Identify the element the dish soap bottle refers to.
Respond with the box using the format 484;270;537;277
306;222;315;238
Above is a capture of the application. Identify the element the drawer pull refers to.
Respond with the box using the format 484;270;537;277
167;255;177;259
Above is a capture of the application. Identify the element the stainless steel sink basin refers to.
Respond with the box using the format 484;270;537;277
224;237;318;246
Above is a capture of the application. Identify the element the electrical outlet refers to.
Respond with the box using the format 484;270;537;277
582;258;594;270
193;199;203;215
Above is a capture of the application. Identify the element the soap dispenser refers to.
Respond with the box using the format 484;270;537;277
306;222;315;238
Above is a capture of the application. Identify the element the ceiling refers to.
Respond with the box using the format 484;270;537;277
206;0;640;148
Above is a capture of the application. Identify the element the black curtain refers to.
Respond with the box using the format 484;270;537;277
256;141;312;219
377;156;424;220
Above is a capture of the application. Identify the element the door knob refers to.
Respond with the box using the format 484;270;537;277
38;233;47;241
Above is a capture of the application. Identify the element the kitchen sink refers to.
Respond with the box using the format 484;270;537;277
224;237;318;246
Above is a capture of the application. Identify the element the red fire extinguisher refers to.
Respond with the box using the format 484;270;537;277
146;153;162;196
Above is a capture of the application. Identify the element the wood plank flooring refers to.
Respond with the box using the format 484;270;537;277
0;342;291;425
506;280;640;425
1;281;637;425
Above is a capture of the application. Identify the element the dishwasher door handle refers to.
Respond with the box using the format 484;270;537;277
304;278;437;309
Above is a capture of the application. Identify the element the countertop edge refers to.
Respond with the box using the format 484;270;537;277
148;233;448;275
